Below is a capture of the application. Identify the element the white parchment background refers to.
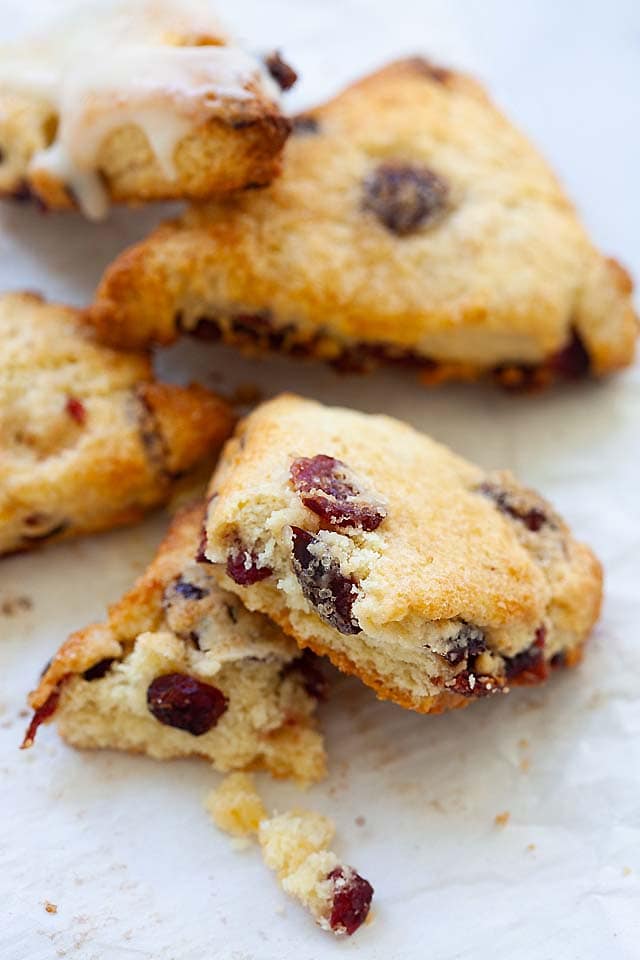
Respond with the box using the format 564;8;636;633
1;2;639;958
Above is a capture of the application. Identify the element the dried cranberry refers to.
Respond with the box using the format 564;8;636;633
226;543;272;586
146;673;227;735
548;330;590;380
478;483;547;532
21;683;67;748
446;671;500;698
65;396;86;425
196;525;212;564
550;651;566;669
328;866;373;936
83;658;116;681
442;624;486;665
265;51;297;91
290;455;386;531
283;650;329;702
363;163;449;236
190;317;222;341
290;527;361;635
172;578;208;601
505;627;548;685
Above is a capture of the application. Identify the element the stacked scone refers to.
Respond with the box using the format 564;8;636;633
2;0;635;941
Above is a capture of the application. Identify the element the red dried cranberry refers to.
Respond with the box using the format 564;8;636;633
442;624;486;665
548;331;590;380
21;682;68;748
290;527;361;635
146;673;227;735
226;543;272;586
290;455;386;532
264;51;297;91
83;658;116;681
478;483;547;532
363;163;449;236
328;866;373;936
505;627;549;685
446;671;500;698
283;650;329;702
196;525;212;564
65;396;86;425
550;651;566;669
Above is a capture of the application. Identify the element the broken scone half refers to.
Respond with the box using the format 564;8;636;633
0;292;234;556
202;394;602;714
90;58;636;384
24;502;326;784
208;773;373;936
0;0;293;218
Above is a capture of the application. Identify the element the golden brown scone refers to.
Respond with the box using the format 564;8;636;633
0;292;235;556
0;0;294;219
89;57;636;385
24;502;327;785
202;394;602;714
207;773;373;936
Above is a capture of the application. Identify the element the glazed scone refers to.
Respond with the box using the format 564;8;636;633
208;773;373;936
0;0;294;219
90;58;636;385
24;502;326;785
0;292;234;556
202;394;602;714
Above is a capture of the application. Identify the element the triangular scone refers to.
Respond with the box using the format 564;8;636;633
0;0;293;219
24;502;326;785
90;58;636;385
202;394;602;714
0;292;234;556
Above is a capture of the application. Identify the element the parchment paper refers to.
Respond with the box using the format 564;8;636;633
1;2;639;958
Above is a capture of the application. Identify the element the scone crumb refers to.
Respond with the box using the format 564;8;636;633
206;773;266;839
208;775;373;936
1;596;33;616
355;816;366;827
44;901;58;914
526;843;536;853
622;866;632;877
494;811;510;827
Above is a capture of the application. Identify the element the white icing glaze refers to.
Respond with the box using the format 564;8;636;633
0;0;281;218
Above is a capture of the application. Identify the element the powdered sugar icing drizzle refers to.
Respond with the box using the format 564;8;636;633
0;0;280;219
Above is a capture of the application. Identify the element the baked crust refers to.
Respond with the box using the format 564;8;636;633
26;501;326;784
89;57;636;382
0;3;291;215
0;292;235;555
203;394;602;714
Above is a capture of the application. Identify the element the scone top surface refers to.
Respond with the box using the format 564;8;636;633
92;58;636;377
206;395;544;633
204;395;601;712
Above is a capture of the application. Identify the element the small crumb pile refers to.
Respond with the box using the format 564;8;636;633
207;773;373;936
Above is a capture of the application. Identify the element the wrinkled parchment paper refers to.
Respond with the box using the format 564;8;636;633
1;2;639;957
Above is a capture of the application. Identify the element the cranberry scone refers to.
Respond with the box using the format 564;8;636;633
208;773;373;936
0;0;294;219
0;292;234;556
23;502;326;784
90;58;636;386
202;394;602;714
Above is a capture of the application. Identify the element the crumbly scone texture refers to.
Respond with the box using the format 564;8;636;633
0;292;235;556
26;502;326;785
207;773;373;935
89;57;636;382
203;394;603;714
0;7;290;211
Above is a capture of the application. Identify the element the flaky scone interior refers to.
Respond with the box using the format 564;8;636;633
0;292;235;556
89;58;636;385
24;502;326;784
0;0;293;218
203;394;602;714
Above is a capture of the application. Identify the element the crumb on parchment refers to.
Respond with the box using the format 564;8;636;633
44;900;58;914
494;811;510;827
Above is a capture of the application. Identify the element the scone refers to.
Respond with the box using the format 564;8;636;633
24;502;326;785
0;292;234;556
202;394;602;714
208;773;373;936
0;0;294;219
90;58;636;385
